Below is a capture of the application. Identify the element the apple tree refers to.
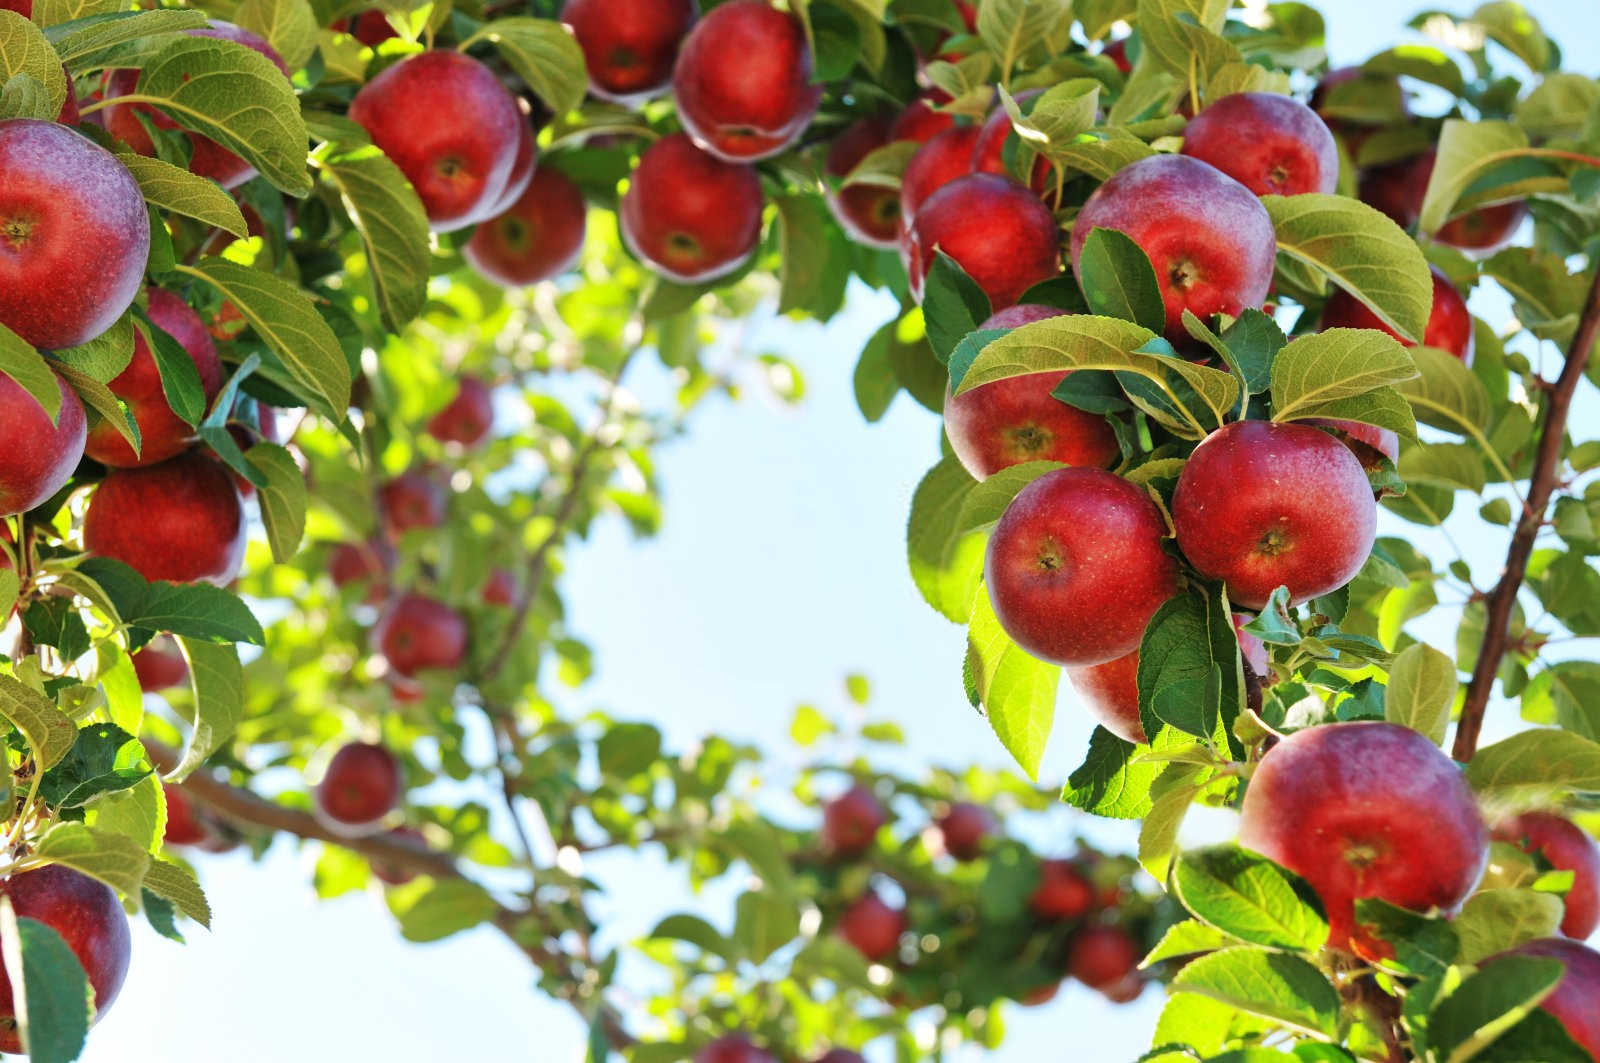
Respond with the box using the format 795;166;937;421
0;0;1599;1059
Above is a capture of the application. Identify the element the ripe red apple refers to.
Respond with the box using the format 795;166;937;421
1030;858;1095;920
0;0;31;16
824;116;900;250
0;369;86;518
56;66;79;124
83;452;247;585
563;0;695;102
695;1035;778;1063
812;1051;866;1063
936;801;995;861
465;167;587;288
837;892;905;962
822;784;886;857
132;642;189;692
1359;150;1526;252
1067;925;1141;990
907;173;1061;310
899;124;981;223
379;468;447;538
1021;980;1060;1006
334;10;399;47
619;133;763;283
1102;38;1131;73
985;467;1177;666
889;89;956;144
1069;154;1276;341
101;23;290;190
1238;721;1488;952
1172;419;1377;610
370;825;429;886
671;0;820;162
1493;812;1600;940
0;119;149;350
315;741;403;831
162;782;211;846
374;592;468;677
349;51;525;231
0;865;131;1053
1496;938;1600;1058
1437;199;1527;253
479;114;538;219
426;376;496;447
1302;417;1400;472
482;567;518;607
1357;154;1430;230
1102;972;1145;1003
1320;263;1474;365
1180;92;1337;197
970;90;1053;200
84;288;223;468
330;538;394;602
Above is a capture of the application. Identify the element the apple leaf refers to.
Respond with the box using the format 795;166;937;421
852;319;901;421
44;8;209;65
1077;228;1166;334
1399;344;1493;434
142;858;212;928
50;314;136;385
1047;126;1157;180
0;322;62;423
1138;767;1207;882
133;312;206;428
30;0;121;25
0;11;67;118
733;890;801;964
0;904;91;1063
966;584;1060;781
391;878;500;943
458;17;587;117
31;822;152;898
1384;642;1457;745
840;139;919;190
775;194;849;319
246;443;308;563
1465;727;1600;799
1167;946;1341;1040
1172;847;1328;952
648;914;736;961
87;773;165;856
74;558;267;646
1135;0;1236;82
0;72;53;120
0;675;78;772
1350;898;1459;978
1452;889;1563;965
233;0;317;71
116;153;249;237
1142;919;1238;968
977;0;1073;82
1418;120;1566;235
1062;725;1191;819
318;142;431;331
1428;955;1572;1063
1268;328;1418;423
924;251;993;364
170;637;244;783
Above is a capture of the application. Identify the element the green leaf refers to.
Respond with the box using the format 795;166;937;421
1465;728;1600;800
1135;0;1235;81
1063;725;1193;819
0;905;91;1063
1384;642;1457;746
30;0;121;27
647;913;733;961
392;878;499;942
245;443;308;563
31;821;151;897
0;675;78;771
1172;846;1329;951
1452;889;1563;965
141;858;211;928
774;194;848;319
1137;591;1242;742
1168;946;1341;1039
0;11;67;120
51;314;135;385
179;258;351;420
1139;768;1205;882
169;638;243;783
719;820;793;894
0;322;61;423
1142;919;1237;968
1400;344;1492;434
318;143;431;331
458;17;587;116
75;558;266;645
1262;194;1433;343
45;9;210;66
134;314;206;428
0;71;52;120
1351;898;1459;978
129;35;311;195
1077;227;1166;333
732;890;800;964
966;585;1060;780
116;153;249;237
1269;328;1418;423
923;252;992;363
86;773;164;855
977;0;1072;80
1430;955;1566;1063
1468;2;1552;72
233;0;317;71
596;722;661;778
1418;120;1565;236
37;723;150;810
852;321;898;421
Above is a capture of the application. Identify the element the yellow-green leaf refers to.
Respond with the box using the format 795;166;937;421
458;17;586;116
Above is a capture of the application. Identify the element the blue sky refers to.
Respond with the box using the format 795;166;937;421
91;2;1599;1060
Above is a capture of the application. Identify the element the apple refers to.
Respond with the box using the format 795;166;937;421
1102;38;1131;73
1320;263;1474;365
83;452;247;586
482;567;518;607
101;23;290;190
1172;419;1377;610
426;376;496;447
1493;811;1600;940
812;1051;867;1063
56;65;79;124
0;0;31;16
1437;199;1528;253
562;0;695;102
0;119;149;350
1069;154;1276;342
334;10;399;47
478;114;538;220
899;124;981;223
1021;980;1060;1006
1359;150;1527;253
465;167;588;288
1102;972;1145;1003
132;642;189;693
1067;925;1141;990
671;0;821;162
1238;720;1489;953
330;539;394;603
0;865;131;1052
0;369;86;518
1180;92;1338;196
937;801;995;861
985;467;1178;666
84;288;223;468
349;51;525;231
906;173;1061;310
970;90;1053;201
837;892;905;962
889;89;957;144
225;401;281;500
379;467;447;538
823;116;901;250
163;782;212;846
822;783;886;857
315;741;403;832
695;1035;779;1063
1495;938;1600;1059
619;133;764;283
370;826;429;886
1030;858;1095;920
374;592;468;677
1302;417;1400;472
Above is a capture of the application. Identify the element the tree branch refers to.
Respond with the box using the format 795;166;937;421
1453;266;1600;762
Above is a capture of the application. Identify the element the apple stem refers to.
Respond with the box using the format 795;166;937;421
1453;265;1600;762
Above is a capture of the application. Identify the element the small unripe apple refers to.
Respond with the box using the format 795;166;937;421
822;784;886;857
1494;938;1600;1059
132;643;189;693
620;133;764;283
375;593;468;677
1492;811;1600;940
694;1035;779;1063
936;801;995;861
1172;419;1377;610
83;452;247;586
1181;92;1338;196
1320;263;1474;365
563;0;695;102
906;173;1061;311
1030;858;1095;920
0;369;86;519
315;741;403;832
162;782;212;846
1067;925;1141;990
1238;721;1489;953
837;892;905;962
985;467;1177;666
379;468;447;538
426;377;496;447
824;116;900;250
899;124;981;223
465;168;587;288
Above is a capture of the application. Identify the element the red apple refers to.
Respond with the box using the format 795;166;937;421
1021;980;1060;1006
837;892;905;962
162;782;211;846
335;10;399;47
984;467;1177;666
0;0;31;16
315;741;403;832
426;376;496;447
56;66;79;125
822;783;886;857
1102;38;1131;73
1357;153;1430;230
671;0;820;162
370;826;429;886
83;452;247;585
563;0;695;102
1493;811;1600;940
1359;150;1526;253
0;368;86;518
0;119;149;350
936;801;994;861
1320;263;1474;364
619;133;763;283
1181;92;1338;197
907;173;1061;310
482;567;518;607
1302;417;1400;471
970;90;1053;199
1067;649;1145;744
1496;939;1600;1059
695;1035;778;1063
378;467;447;538
899;124;981;223
132;642;189;693
84;288;223;468
1437;199;1527;253
329;538;394;602
1172;419;1377;610
889;89;957;144
1238;721;1488;953
0;865;131;1053
477;114;538;220
349;51;525;231
374;592;468;677
1030;858;1095;920
1102;972;1145;1003
824;116;901;250
812;1051;867;1063
1067;925;1141;990
465;167;587;287
1070;154;1276;341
